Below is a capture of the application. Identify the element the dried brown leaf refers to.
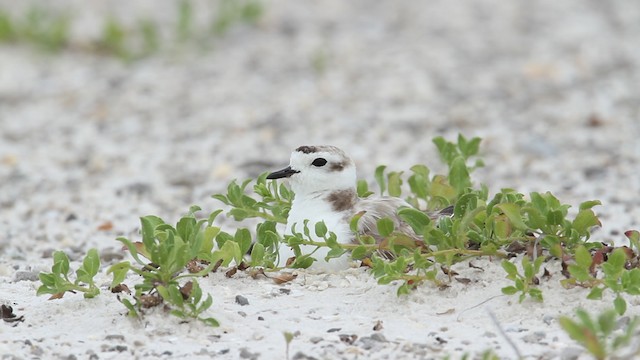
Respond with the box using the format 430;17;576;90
140;294;162;308
180;281;193;299
360;258;374;268
505;241;526;253
373;320;384;331
111;284;131;294
225;267;238;278
97;221;114;231
339;334;358;345
48;292;65;300
468;261;484;271
272;272;297;285
187;259;204;274
436;308;455;315
441;266;458;276
212;259;223;272
249;268;266;279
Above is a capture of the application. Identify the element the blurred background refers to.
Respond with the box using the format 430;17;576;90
1;0;639;260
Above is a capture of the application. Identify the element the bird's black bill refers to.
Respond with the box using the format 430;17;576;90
266;166;299;179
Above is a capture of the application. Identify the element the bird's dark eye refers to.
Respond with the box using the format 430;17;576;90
311;158;327;167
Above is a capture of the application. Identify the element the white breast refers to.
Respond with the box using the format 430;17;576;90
278;194;353;271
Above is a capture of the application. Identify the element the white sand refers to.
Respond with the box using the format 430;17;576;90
1;1;639;359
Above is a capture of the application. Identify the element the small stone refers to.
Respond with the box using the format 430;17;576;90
327;328;341;333
112;345;127;352
239;348;258;360
370;333;387;342
309;336;323;344
238;311;247;317
105;334;125;341
235;295;249;306
358;337;376;350
257;316;264;321
100;250;125;263
13;270;39;282
292;352;318;360
560;347;583;360
615;316;630;330
522;331;545;343
543;315;554;325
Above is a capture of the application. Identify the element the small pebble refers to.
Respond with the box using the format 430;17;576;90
13;270;39;282
235;295;249;306
239;347;258;360
370;333;387;342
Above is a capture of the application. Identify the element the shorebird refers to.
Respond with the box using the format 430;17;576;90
267;145;450;271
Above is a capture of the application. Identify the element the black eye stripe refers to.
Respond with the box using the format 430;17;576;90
311;158;327;167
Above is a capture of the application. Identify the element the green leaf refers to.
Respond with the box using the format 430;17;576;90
546;210;564;226
522;257;533;279
376;218;395;238
569;264;591;283
52;251;70;277
574;246;592;268
38;272;55;287
528;288;543;302
325;247;346;260
315;221;328;238
350;246;367;260
559;317;587;344
141;215;164;243
514;278;525;291
407;165;430;199
176;216;196;242
448;157;471;194
496;203;528;231
234;228;252;256
573;209;601;235
356;180;374;198
501;286;518;295
501;260;518;278
579;200;601;211
250;243;265;266
614;296;627;315
453;193;478;218
350;212;365;233
598;309;616;334
603;248;626;276
120;298;138;317
211;240;241;267
107;261;131;289
82;249;100;278
586;287;603;300
387;171;403;197
374;165;387;195
397;207;431;235
211;194;230;205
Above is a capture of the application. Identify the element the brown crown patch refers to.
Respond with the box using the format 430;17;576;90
296;146;319;154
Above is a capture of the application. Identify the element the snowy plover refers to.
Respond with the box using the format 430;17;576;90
267;145;447;271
